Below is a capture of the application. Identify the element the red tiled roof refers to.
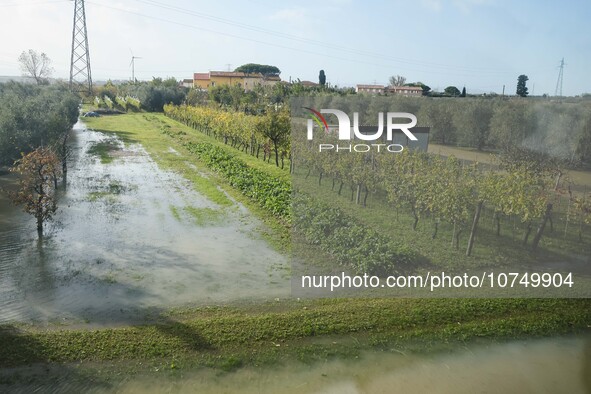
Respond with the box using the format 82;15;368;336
194;72;210;80
357;84;384;89
210;71;247;77
389;86;423;91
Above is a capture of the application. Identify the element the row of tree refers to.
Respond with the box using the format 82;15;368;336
294;131;591;255
291;95;591;167
163;105;291;168
0;82;80;235
95;77;186;112
0;82;79;167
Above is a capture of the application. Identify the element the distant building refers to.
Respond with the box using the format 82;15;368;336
180;79;194;88
387;86;423;96
299;80;319;87
193;71;280;91
356;84;385;94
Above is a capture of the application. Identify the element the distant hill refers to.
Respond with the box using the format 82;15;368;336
0;76;130;87
0;75;37;84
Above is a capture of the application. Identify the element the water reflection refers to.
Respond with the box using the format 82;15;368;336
0;121;288;324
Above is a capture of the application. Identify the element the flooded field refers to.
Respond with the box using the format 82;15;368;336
0;121;289;324
2;336;589;393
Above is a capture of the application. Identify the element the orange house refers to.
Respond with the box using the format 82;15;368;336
193;71;280;91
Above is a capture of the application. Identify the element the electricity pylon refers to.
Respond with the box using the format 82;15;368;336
554;58;565;97
69;0;92;94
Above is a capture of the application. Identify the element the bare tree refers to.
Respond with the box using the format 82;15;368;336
389;75;406;87
18;49;53;84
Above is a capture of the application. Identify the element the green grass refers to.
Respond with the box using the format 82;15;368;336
87;141;119;164
83;113;290;251
294;166;591;272
184;206;224;226
0;298;589;371
169;205;181;221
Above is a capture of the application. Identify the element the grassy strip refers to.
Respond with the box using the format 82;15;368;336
293;194;419;274
87;141;118;164
183;141;291;219
82;113;290;251
0;298;589;370
83;114;232;208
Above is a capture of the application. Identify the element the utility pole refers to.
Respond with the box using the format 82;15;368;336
69;0;92;94
502;85;505;97
555;58;565;97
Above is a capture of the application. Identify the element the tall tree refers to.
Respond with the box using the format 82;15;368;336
256;109;290;167
18;49;53;85
234;63;280;76
444;86;461;96
461;86;466;97
389;75;406;87
516;74;529;97
319;70;326;86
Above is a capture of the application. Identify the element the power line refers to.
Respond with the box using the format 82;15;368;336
126;0;515;74
87;1;515;79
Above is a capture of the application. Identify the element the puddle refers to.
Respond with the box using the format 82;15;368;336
1;336;588;393
0;121;288;324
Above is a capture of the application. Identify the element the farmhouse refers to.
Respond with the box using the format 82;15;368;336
193;71;280;91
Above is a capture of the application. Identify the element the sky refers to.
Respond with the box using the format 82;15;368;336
0;0;589;96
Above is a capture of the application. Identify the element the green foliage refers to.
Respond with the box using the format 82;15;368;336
234;63;280;76
97;78;186;112
444;86;461;96
255;109;291;167
103;95;113;109
319;70;326;86
516;74;529;97
0;82;79;165
453;99;494;150
293;194;417;275
418;99;456;145
183;142;291;219
1;299;589;370
164;104;291;168
115;96;128;111
488;100;535;149
126;96;141;111
405;81;431;96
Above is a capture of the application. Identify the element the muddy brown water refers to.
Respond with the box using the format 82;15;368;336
0;121;288;324
1;336;589;393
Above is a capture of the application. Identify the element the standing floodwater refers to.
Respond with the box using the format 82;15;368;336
0;121;288;324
